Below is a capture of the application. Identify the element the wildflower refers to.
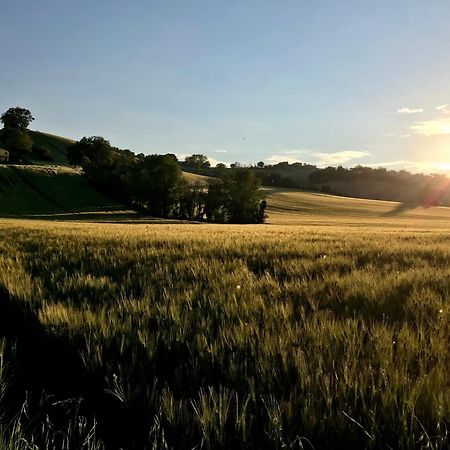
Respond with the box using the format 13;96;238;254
236;285;241;290
439;309;443;314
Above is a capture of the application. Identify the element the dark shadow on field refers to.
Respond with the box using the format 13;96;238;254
1;211;197;224
0;285;132;449
381;201;418;217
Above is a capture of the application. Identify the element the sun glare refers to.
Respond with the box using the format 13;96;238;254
411;118;450;136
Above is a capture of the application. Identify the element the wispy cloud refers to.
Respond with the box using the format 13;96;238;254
266;149;370;166
214;149;227;153
266;154;304;164
266;149;310;164
436;104;450;114
397;107;424;114
314;150;370;166
371;160;450;174
410;117;450;136
384;133;410;138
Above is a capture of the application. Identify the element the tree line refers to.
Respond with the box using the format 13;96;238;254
67;137;267;223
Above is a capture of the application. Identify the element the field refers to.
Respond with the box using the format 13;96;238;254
0;204;449;449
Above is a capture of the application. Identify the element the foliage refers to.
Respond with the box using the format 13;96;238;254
0;129;33;153
67;137;267;223
183;154;211;169
309;165;450;204
206;169;266;223
0;107;34;130
131;154;186;217
0;221;449;449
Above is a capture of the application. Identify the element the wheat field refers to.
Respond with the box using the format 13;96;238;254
0;209;449;449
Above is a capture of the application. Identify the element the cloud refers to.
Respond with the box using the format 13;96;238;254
265;149;311;164
208;156;229;166
397;107;424;114
314;150;370;166
266;149;370;166
410;117;450;136
214;149;227;153
436;104;450;114
383;133;410;138
266;154;304;164
370;160;450;174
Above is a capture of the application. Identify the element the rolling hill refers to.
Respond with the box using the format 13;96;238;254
0;165;123;217
1;130;450;225
264;186;450;226
28;130;74;164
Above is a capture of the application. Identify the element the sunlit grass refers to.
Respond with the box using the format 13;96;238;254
0;219;449;448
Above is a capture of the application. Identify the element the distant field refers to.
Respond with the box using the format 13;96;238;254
0;218;449;449
264;186;450;226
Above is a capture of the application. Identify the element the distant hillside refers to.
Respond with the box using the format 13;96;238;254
0;165;122;216
0;130;74;165
264;186;450;225
28;130;74;164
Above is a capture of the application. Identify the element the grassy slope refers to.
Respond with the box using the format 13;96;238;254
28;130;74;164
0;165;123;216
264;186;450;225
2;130;450;224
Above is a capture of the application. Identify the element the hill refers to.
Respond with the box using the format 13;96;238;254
264;186;450;225
28;130;74;164
0;165;123;217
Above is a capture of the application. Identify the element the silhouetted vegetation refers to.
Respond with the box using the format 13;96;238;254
68;138;267;223
0;107;34;130
0;107;54;162
309;165;450;205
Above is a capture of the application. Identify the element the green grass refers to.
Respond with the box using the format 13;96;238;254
0;217;449;449
28;130;75;165
0;165;123;216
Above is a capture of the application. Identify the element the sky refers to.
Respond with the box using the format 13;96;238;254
2;0;450;172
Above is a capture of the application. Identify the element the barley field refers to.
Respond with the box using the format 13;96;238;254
0;210;449;449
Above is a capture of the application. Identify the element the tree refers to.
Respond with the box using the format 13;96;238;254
132;154;186;217
257;161;265;168
0;107;34;130
206;168;267;223
184;154;210;169
67;136;116;170
223;169;266;223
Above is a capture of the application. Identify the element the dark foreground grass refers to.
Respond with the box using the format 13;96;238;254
0;220;449;449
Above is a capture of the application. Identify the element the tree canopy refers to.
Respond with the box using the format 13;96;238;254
0;107;34;130
67;137;267;223
184;154;210;169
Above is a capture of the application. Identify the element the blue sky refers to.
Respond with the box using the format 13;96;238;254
2;0;450;172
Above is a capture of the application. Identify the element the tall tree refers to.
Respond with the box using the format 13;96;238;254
0;107;34;130
184;154;210;169
133;154;185;217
